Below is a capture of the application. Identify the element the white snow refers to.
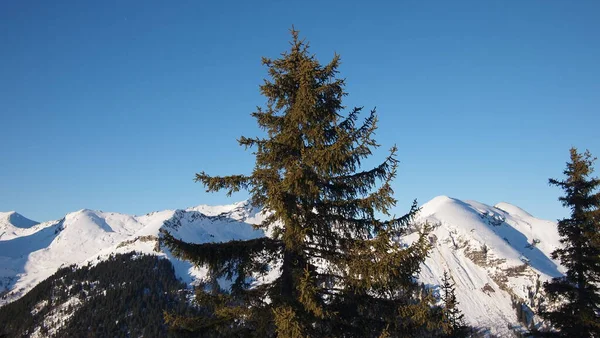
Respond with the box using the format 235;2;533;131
412;196;562;336
0;196;563;336
0;202;266;304
0;211;42;240
30;295;82;338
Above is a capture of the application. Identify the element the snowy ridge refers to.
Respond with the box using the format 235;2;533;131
0;202;266;304
0;211;38;229
0;196;562;336
0;211;40;240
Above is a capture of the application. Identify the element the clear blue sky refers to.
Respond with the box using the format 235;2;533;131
1;1;598;223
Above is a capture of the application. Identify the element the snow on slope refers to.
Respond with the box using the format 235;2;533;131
0;202;266;305
0;211;38;229
0;211;40;240
0;196;562;336
412;196;562;336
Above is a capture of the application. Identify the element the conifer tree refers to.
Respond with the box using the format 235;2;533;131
542;148;600;337
440;271;468;337
161;29;436;337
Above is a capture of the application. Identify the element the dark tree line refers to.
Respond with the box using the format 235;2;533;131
0;253;196;338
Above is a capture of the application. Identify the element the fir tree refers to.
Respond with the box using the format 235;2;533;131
542;148;600;337
440;271;468;337
161;29;436;337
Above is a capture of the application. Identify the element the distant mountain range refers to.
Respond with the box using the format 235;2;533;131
0;196;562;337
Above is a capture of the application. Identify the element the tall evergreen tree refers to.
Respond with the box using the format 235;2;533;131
161;29;436;337
440;271;468;337
542;148;600;337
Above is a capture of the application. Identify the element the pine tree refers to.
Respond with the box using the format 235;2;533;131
440;271;468;337
542;148;600;337
161;29;437;337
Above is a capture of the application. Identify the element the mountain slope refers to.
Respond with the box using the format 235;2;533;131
0;211;38;229
0;211;40;240
412;196;562;336
0;197;562;336
0;253;196;338
0;201;266;304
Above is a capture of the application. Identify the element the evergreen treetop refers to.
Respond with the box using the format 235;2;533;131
440;271;469;338
162;29;437;337
542;148;600;337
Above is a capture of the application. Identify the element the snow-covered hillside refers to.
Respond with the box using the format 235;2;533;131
412;196;562;336
0;196;562;336
0;201;266;305
0;211;40;240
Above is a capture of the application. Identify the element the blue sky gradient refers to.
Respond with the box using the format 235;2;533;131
1;1;599;222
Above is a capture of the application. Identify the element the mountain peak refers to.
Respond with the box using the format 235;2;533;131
494;202;534;219
0;210;17;218
0;211;38;228
418;195;469;218
424;195;453;203
421;195;463;207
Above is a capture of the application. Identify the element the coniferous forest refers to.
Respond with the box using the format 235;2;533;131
0;253;197;338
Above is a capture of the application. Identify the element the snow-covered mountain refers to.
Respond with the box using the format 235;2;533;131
411;196;562;336
0;211;40;240
0;196;562;336
0;201;266;306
